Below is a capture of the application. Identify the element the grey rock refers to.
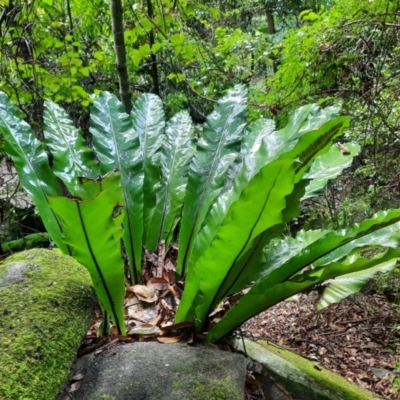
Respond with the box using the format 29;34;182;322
64;342;246;400
369;367;395;379
0;261;38;291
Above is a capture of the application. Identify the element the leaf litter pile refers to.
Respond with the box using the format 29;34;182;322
80;242;198;353
77;242;400;399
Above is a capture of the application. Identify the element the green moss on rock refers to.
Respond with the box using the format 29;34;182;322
0;249;96;400
262;342;380;399
251;340;380;400
188;377;241;400
1;233;50;254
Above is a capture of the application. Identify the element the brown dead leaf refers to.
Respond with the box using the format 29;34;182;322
156;241;166;277
129;285;158;303
209;302;225;317
147;313;163;327
318;43;331;52
127;324;161;336
380;361;395;369
160;298;173;311
157;335;182;344
69;381;81;392
146;277;169;292
328;323;347;331
145;249;158;266
337;142;351;155
131;305;160;323
164;259;175;271
185;331;194;345
71;373;84;382
318;347;327;355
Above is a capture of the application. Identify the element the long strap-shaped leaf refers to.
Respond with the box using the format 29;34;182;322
145;111;195;250
131;93;165;251
313;221;400;266
315;258;397;310
48;171;126;334
207;247;400;342
0;92;70;254
237;221;400;297
220;118;276;194
212;116;351;302
90;92;144;284
43;100;101;198
176;159;296;326
186;118;278;275
186;106;317;275
177;85;248;277
302;142;360;200
214;210;306;303
256;209;400;292
187;108;350;304
177;107;350;326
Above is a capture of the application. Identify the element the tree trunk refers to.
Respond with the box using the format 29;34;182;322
267;12;275;34
146;0;160;95
110;0;132;113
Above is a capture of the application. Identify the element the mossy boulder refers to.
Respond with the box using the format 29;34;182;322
0;248;96;400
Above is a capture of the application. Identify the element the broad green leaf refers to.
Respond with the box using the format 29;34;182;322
176;159;296;326
222;228;329;299
250;209;400;295
146;111;195;249
314;221;400;267
289;117;351;180
241;118;276;156
131;94;165;251
315;258;397;310
94;51;105;60
170;33;185;47
43;100;100;198
188;106;348;276
0;92;69;254
302;142;360;200
216;179;312;301
177;85;248;277
208;212;400;334
188;108;350;303
222;118;276;199
90;92;144;284
187;118;277;274
48;172;126;334
207;248;400;342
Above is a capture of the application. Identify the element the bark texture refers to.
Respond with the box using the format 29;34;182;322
110;0;132;113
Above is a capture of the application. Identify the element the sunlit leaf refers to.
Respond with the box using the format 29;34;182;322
48;172;126;334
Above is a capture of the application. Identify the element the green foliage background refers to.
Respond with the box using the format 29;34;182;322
0;0;399;238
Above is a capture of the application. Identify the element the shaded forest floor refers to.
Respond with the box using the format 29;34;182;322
243;286;400;399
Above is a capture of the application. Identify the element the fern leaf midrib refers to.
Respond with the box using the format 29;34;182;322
75;200;123;333
104;101;139;283
181;108;239;275
201;162;286;328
